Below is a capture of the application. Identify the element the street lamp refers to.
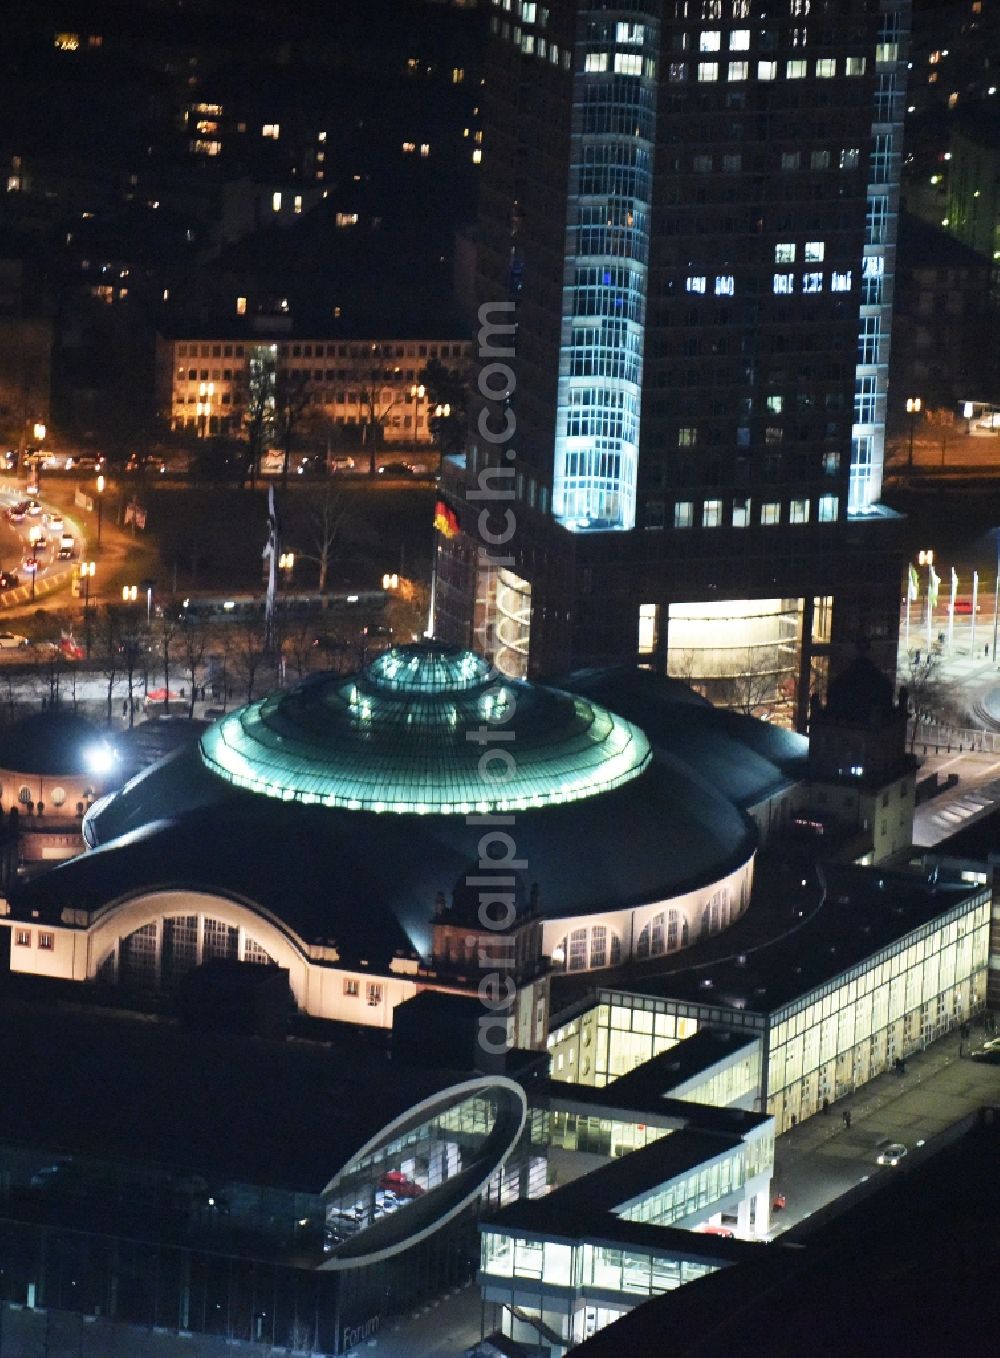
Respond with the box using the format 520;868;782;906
410;383;425;446
906;396;922;469
121;585;139;728
279;551;294;590
80;561;96;658
96;474;106;549
32;422;46;443
918;548;935;653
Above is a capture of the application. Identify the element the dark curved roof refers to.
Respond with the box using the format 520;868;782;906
19;736;755;965
0;709;103;776
12;659;789;965
558;667;807;807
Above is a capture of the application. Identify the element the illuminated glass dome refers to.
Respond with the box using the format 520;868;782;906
198;642;651;815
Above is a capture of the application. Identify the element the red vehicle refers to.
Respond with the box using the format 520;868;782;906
772;1192;787;1211
378;1170;424;1198
696;1224;734;1238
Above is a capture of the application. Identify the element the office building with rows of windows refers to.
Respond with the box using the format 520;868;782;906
155;328;472;445
436;0;909;726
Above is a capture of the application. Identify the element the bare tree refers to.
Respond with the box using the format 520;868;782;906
274;368;311;489
900;648;968;735
418;356;468;457
296;485;347;593
94;606;122;727
280;613;319;682
179;612;208;719
119;607;149;729
242;347;275;490
233;617;270;703
710;648;785;720
154;608;181;712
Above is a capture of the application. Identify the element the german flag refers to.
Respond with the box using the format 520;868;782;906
433;498;460;538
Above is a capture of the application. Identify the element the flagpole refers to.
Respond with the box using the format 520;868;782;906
926;565;932;653
972;570;979;656
949;567;956;652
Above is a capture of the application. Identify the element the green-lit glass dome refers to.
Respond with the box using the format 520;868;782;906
198;642;651;815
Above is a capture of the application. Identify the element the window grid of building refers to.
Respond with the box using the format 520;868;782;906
552;8;660;532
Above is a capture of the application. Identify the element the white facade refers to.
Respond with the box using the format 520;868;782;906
2;887;553;1037
2;889;421;1027
547;857;754;975
157;335;472;444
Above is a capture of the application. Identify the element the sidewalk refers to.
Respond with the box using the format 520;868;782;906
771;1022;1000;1236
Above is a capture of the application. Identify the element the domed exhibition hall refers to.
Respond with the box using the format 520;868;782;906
4;644;805;1028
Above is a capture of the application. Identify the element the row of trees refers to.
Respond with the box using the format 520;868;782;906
240;354;468;489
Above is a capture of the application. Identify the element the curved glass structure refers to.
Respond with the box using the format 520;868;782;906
199;643;651;815
320;1076;527;1269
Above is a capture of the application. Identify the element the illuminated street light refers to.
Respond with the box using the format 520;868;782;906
906;396;922;469
32;422;46;442
122;584;138;603
96;473;106;548
80;561;96;658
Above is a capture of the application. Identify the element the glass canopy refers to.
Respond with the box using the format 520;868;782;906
199;643;651;815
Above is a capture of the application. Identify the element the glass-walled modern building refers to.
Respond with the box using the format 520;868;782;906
479;1105;774;1354
548;870;989;1133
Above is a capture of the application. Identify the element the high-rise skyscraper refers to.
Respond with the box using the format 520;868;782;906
435;0;909;728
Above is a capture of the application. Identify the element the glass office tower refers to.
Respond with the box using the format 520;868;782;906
436;0;908;727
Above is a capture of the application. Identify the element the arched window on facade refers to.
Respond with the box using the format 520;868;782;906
667;909;680;951
114;915;275;990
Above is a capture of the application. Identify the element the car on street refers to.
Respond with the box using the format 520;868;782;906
377;461;416;477
0;571;19;589
57;545;74;560
69;455;104;471
6;502;28;523
0;632;29;649
22;557;41;574
26;500;42;517
875;1141;907;1166
43;514;64;532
